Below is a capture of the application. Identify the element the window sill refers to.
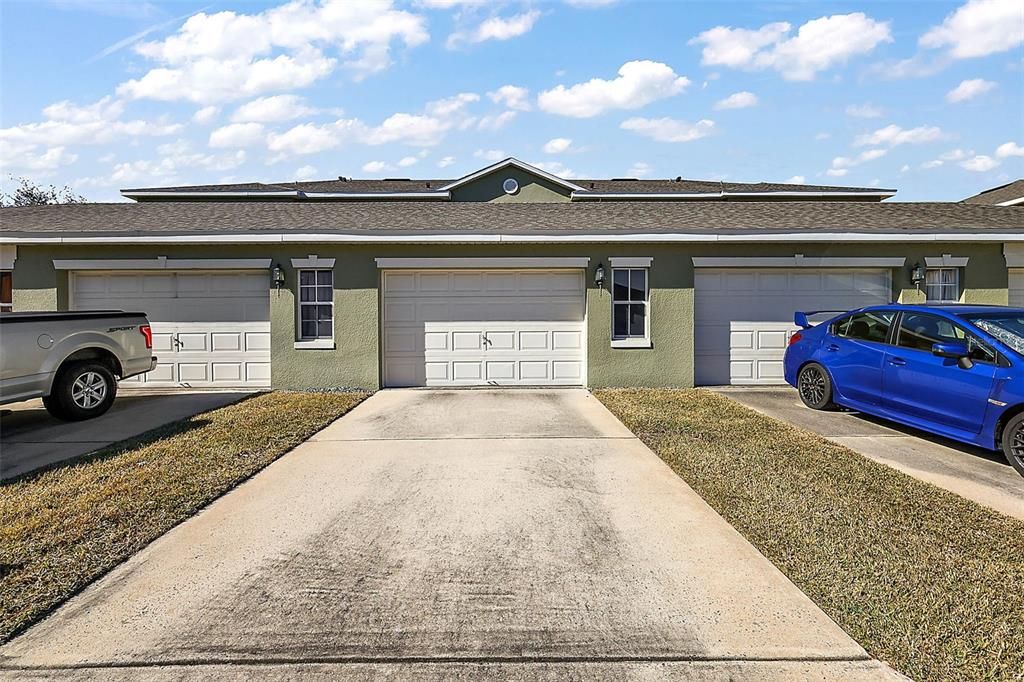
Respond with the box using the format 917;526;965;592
611;338;652;349
294;339;335;350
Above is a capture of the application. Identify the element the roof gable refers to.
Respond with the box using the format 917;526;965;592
437;158;586;193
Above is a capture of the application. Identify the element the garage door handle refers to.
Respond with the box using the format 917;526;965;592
888;357;906;366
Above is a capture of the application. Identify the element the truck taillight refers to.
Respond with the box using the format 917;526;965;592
788;332;803;346
140;325;153;349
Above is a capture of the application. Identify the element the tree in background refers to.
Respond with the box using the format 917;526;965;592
1;176;86;207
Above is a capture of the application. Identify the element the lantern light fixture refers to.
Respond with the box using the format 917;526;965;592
910;262;925;287
595;262;605;288
272;263;286;289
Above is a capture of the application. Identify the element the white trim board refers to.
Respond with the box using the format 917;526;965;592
924;254;969;267
572;190;896;201
6;232;1023;246
691;256;906;268
997;197;1024;207
1005;243;1024;267
53;257;272;270
609;257;653;267
290;255;336;268
375;257;590;269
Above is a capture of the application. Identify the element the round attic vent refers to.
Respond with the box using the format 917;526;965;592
502;178;519;195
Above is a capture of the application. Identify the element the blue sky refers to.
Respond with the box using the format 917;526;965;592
1;0;1021;201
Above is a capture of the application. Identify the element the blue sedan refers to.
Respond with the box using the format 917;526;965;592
783;304;1024;477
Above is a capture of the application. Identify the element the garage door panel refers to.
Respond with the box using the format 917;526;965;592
72;270;271;388
382;269;585;387
695;268;890;386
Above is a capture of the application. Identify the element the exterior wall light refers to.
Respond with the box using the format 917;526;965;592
595;263;605;288
272;263;286;289
910;262;925;288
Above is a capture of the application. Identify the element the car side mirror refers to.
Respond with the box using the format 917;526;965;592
932;341;973;369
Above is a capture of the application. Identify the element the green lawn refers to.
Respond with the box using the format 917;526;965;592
0;390;366;642
596;388;1024;682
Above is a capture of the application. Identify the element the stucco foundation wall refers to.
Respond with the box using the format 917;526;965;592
6;240;1012;390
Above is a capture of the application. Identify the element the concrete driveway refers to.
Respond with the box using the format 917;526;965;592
720;388;1024;522
0;389;899;680
1;390;252;480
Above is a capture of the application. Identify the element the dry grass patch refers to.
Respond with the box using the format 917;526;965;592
595;388;1024;682
0;390;366;642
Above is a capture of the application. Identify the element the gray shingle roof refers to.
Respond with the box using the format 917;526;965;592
962;179;1024;205
2;201;1020;238
122;177;892;196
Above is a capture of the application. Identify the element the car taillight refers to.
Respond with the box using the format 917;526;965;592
788;332;803;346
140;325;153;349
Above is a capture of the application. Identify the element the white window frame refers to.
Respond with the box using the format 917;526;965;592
611;266;651;348
924;267;960;302
295;268;335;349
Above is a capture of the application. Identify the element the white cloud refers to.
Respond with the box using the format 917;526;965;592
854;124;944;147
362;160;390;173
960;154;1000;171
294;164;318;180
564;0;618;6
827;148;887;175
0;145;78;173
0;96;182;161
476;111;517;130
996;141;1024;158
845;103;883;118
437;155;456;168
946;78;998;103
815;132;831;140
118;1;429;103
620;117;715;143
785;175;806;184
365;113;451;146
713;91;758;110
76;142;246;188
192;105;220;124
690;13;892;80
921;148;970;169
538;60;690;118
448;10;540;48
627;161;653;177
209;122;266;148
425;92;479;117
474;149;506;162
487;85;531;111
920;0;1023;59
543;137;573;154
397;155;419;167
232;94;317;122
266;118;364;155
529;160;579;178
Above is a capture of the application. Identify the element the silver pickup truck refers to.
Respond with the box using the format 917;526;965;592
0;311;157;420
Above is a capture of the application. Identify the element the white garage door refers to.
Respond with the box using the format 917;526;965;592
694;268;891;386
71;271;271;388
1009;269;1024;306
382;269;586;387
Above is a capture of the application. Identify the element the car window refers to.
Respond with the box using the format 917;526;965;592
897;312;996;363
833;311;894;343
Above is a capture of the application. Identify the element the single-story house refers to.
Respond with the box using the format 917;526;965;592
2;158;1022;390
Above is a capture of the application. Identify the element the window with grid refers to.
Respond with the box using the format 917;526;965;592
298;269;333;340
612;268;648;340
0;272;11;313
925;268;959;302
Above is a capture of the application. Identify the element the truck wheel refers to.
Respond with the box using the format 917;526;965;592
41;395;68;420
50;361;117;421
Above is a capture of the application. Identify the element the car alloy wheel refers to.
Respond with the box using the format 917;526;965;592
799;366;827;406
1009;422;1024;469
71;371;108;409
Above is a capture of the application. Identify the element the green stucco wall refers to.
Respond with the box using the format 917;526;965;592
450;167;571;203
6;241;1012;389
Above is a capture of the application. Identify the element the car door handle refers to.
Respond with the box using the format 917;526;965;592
888;357;906;366
826;344;839;352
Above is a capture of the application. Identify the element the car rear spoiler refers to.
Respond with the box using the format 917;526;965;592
794;310;849;329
